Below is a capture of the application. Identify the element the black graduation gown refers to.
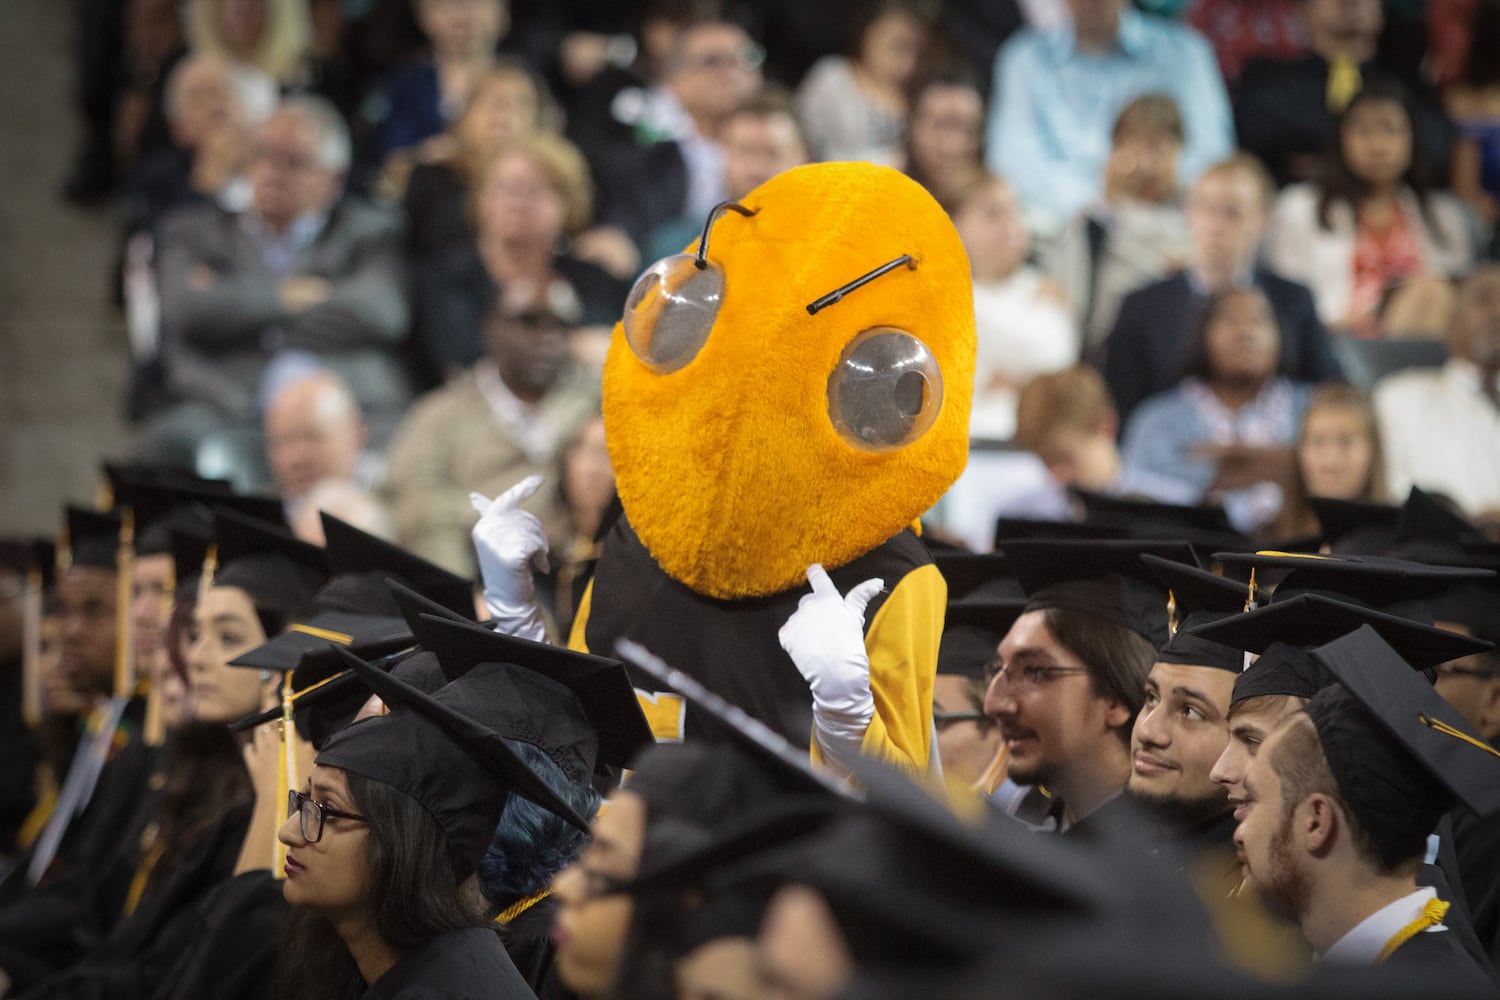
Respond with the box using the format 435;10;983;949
150;869;286;1000
17;800;252;1000
0;738;161;989
363;927;536;999
580;515;930;747
498;897;576;1000
1384;926;1499;998
1057;792;1141;841
1451;804;1500;965
0;655;39;855
0;698;151;905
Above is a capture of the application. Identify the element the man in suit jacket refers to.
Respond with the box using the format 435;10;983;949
1102;154;1342;430
147;95;410;475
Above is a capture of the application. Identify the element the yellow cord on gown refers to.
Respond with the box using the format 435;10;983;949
1376;898;1450;964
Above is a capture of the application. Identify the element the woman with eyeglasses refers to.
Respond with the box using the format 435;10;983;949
271;648;586;1000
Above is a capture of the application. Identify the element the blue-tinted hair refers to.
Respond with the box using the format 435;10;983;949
479;740;601;908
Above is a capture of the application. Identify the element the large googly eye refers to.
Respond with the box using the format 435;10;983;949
827;328;943;451
622;255;724;374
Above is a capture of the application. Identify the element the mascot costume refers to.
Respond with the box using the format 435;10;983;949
556;161;976;774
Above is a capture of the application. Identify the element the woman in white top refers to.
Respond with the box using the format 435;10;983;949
794;1;931;166
951;172;1080;440
1266;78;1475;338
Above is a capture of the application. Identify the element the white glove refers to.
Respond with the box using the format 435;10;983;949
470;476;550;642
777;564;883;770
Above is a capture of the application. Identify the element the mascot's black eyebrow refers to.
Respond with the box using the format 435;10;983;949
806;254;917;315
692;199;916;316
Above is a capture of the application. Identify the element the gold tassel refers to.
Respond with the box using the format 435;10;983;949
114;511;136;700
275;672;296;878
1419;715;1500;760
1244;568;1258;613
1167;589;1179;637
142;559;175;747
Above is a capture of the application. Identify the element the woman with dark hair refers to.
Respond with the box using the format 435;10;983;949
794;0;932;165
272;652;580;999
1267;77;1476;337
1120;287;1315;531
902;68;985;209
535;415;615;638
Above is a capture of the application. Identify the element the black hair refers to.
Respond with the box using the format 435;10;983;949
1316;77;1442;242
272;771;489;1000
479;739;600;912
1178;286;1280;382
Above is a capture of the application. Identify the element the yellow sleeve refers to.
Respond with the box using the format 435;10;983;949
566;578;594;653
812;563;945;774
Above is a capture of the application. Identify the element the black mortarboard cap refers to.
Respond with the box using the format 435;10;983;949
994;517;1122;547
228;632;420;749
0;539;56;591
1212;550;1494;622
1306;496;1400;555
1073;490;1254;553
321;647;591;875
108;469;284;557
933;552;1025;678
1187;594;1494;704
228;611;413;674
1140;555;1248;673
1002;539;1200;648
407;614;653;775
210;510;328;631
615;639;851;798
63;506;123;571
1308;626;1500;863
169;528;213;590
320;513;476;620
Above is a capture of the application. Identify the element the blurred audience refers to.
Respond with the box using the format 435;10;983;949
114;0;191;179
263;370;388;542
644;88;810;262
1187;0;1304;84
411;132;627;387
985;0;1232;233
794;0;931;166
1373;264;1500;519
952;172;1078;441
1103;154;1340;427
1266;79;1474;338
400;62;552;258
1446;0;1500;233
123;54;252;240
1121;287;1313;530
371;0;509;161
1266;382;1387;539
384;292;600;575
535;415;615;637
142;96;409;479
592;18;764;252
184;0;310;121
902;68;986;210
1013;367;1198;519
1233;0;1452;188
1042;95;1193;355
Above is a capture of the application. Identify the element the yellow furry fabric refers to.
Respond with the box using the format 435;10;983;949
603;162;975;599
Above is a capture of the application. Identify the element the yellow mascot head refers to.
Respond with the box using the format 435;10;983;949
602;162;975;600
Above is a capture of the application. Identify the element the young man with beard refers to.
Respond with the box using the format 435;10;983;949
1124;556;1249;870
1235;627;1500;989
983;540;1192;835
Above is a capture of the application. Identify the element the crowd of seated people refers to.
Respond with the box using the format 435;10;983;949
57;0;1500;553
